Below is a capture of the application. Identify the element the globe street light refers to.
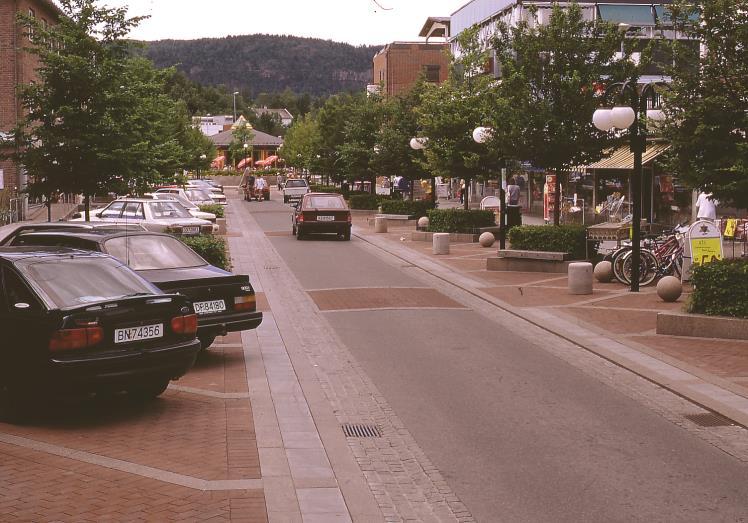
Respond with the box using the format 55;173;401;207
243;142;249;171
472;126;508;250
198;153;207;179
592;80;666;292
409;137;433;203
233;91;240;122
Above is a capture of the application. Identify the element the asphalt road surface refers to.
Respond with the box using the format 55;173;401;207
243;194;748;522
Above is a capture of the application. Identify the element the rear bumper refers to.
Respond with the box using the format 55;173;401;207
45;338;201;391
197;310;263;335
299;222;351;234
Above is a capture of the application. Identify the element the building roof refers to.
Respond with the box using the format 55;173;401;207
209;128;284;148
254;107;293;120
585;142;671;170
418;17;451;38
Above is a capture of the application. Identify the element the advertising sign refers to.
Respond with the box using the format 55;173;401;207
682;220;723;281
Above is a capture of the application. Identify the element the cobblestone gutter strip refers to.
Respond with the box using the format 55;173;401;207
228;204;475;522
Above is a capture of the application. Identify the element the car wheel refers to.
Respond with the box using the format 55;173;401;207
198;334;217;351
292;224;297;235
128;379;170;401
0;382;35;423
283;196;288;203
264;193;270;201
297;228;304;240
343;230;351;241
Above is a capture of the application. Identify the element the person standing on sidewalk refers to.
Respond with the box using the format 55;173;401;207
506;176;522;228
695;191;718;222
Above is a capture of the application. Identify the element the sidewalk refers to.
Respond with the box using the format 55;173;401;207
353;214;748;428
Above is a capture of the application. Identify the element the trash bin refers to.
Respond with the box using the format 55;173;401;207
507;205;522;227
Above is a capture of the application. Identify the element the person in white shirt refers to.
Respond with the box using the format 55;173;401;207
695;191;718;221
255;176;267;192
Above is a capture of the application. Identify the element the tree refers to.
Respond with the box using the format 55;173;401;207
315;93;356;183
492;3;625;224
7;0;198;219
281;115;322;172
227;119;255;169
338;93;385;193
418;27;499;209
663;0;748;208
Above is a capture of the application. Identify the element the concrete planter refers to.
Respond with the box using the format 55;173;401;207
411;226;501;244
656;312;748;340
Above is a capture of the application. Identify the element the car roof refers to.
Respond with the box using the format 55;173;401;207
14;230;175;243
0;246;111;261
305;192;343;197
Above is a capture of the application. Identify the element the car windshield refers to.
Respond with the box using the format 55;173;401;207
304;196;346;209
104;235;206;270
285;180;307;188
185;189;212;202
155;193;196;209
17;256;157;309
146;201;192;219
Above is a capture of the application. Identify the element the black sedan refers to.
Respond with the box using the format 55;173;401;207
9;230;263;350
0;247;201;421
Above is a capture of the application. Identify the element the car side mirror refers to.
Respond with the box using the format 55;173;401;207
95;212;103;218
72;212;82;219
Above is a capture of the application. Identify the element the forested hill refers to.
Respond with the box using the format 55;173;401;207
143;34;380;97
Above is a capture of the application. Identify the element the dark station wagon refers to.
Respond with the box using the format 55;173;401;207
292;193;352;241
0;248;202;420
8;230;263;350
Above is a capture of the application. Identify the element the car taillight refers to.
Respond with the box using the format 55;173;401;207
234;295;256;312
49;327;104;352
347;213;352;223
298;213;305;222
171;314;198;335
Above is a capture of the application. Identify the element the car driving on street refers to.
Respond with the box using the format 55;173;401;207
292;192;352;241
282;178;310;203
0;247;201;421
9;230;263;350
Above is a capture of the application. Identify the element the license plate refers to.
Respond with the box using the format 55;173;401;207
114;324;163;344
317;215;334;221
182;226;200;235
194;299;226;315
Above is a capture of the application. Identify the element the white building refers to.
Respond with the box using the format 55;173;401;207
192;115;235;137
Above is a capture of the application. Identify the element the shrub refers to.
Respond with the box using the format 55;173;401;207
507;225;589;259
380;199;435;218
348;193;379;210
689;259;748;318
198;203;224;218
309;185;340;193
179;235;230;270
426;209;496;233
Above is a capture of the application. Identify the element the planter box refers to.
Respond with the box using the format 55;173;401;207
411;226;501;244
487;249;574;273
656;312;748;340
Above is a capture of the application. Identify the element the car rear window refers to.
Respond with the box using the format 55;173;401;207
104;235;206;270
16;256;157;309
304;196;346;209
147;201;192;219
285;180;308;188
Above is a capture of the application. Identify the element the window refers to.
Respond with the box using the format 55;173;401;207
2;267;41;312
304;196;346;209
147;201;192;219
122;202;145;220
27;8;35;41
100;201;125;218
423;65;440;83
105;236;206;270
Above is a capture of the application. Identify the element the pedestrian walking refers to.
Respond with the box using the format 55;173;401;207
506;176;522;227
695;191;718;221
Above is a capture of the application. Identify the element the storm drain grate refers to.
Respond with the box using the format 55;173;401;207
684;413;735;427
343;423;382;438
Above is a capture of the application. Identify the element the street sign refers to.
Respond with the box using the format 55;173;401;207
682;220;723;281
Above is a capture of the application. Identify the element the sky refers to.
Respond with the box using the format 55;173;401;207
98;0;462;46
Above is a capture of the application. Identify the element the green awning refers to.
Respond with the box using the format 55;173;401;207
654;5;700;24
598;4;655;26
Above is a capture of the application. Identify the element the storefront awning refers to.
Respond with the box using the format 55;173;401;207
598;4;655;26
585;142;670;170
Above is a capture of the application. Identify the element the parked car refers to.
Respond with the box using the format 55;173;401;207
0;247;201;420
155;187;214;207
9;230;263;350
147;193;217;223
186;183;227;205
0;222;147;246
70;198;214;236
292;193;352;241
282;178;310;204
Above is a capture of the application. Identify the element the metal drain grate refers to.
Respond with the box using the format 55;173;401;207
342;423;382;438
684;413;734;427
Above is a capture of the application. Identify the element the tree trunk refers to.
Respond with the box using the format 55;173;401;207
84;194;90;222
463;177;470;210
430;177;436;205
553;170;562;226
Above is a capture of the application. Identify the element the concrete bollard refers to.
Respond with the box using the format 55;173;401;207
568;262;593;295
433;233;450;255
657;276;683;302
374;217;388;233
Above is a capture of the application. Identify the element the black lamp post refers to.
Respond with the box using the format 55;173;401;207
593;80;666;292
472;126;507;250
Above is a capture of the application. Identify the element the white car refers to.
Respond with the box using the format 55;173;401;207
186;183;227;205
148;193;217;223
155;187;214;207
282;179;310;203
70;198;214;235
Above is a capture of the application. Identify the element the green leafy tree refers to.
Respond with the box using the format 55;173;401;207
315;93;356;183
492;3;625;224
338;93;385;193
281;115;322;172
663;0;748;208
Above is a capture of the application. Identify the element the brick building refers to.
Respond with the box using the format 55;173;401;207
371;42;449;97
0;0;60;199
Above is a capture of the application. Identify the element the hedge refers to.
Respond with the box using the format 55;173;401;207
349;194;379;210
508;225;589;260
179;235;230;271
426;209;496;233
309;185;340;193
689;259;748;318
380;199;435;218
198;203;224;218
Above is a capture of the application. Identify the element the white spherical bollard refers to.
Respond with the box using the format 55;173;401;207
433;233;450;255
374;217;388;233
479;232;495;248
657;276;683;302
417;216;429;229
568;262;594;295
594;260;613;283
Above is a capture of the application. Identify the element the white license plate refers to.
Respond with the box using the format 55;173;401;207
194;299;226;315
317;215;335;221
114;324;163;344
182;226;200;235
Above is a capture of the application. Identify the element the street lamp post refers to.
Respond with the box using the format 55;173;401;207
409;137;430;203
243;143;249;171
198;153;206;179
593;81;666;292
232;91;240;123
472;127;508;250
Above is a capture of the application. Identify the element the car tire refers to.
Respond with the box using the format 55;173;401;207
0;383;29;423
264;193;270;201
128;379;170;401
343;229;351;241
283;196;288;203
198;334;217;351
292;224;297;235
297;228;304;240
